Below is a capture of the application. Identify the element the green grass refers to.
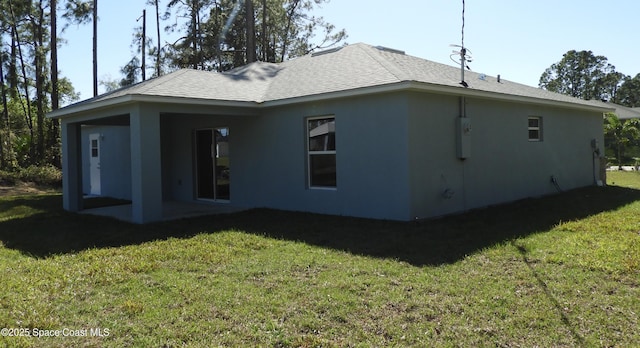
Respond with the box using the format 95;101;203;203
607;169;640;188
1;176;639;347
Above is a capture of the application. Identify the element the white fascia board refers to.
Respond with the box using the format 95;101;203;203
49;82;614;120
261;81;614;114
48;95;136;119
447;87;615;113
131;94;258;107
48;94;258;120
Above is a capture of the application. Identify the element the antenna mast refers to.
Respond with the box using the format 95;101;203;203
460;0;465;84
450;0;472;87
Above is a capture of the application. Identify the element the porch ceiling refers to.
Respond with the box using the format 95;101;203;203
82;114;130;126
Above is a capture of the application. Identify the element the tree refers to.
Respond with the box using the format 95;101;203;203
539;50;623;101
0;0;84;169
50;0;60;165
616;74;640;107
245;0;256;63
50;0;58;112
147;0;162;76
7;0;36;162
119;56;141;87
92;0;97;96
98;76;120;92
31;0;50;162
164;0;211;70
604;113;640;168
163;0;346;72
0;47;9;168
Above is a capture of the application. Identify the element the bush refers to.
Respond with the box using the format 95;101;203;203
0;165;62;187
0;169;19;185
19;165;62;186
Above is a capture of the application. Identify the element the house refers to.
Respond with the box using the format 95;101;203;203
608;104;640;120
587;100;640;120
48;43;611;224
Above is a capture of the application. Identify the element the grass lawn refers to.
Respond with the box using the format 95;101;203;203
1;174;639;347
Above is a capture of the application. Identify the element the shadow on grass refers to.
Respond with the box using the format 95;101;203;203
1;185;640;266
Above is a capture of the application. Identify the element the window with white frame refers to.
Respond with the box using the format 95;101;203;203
307;116;336;188
528;117;542;141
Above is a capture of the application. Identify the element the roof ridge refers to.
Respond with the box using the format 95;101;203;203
357;44;409;82
233;60;285;103
133;68;193;94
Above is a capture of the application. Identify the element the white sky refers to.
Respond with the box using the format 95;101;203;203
58;0;640;101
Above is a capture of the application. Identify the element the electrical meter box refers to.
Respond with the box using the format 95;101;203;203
456;118;471;159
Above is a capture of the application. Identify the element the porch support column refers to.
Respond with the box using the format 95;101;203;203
130;104;162;223
61;120;83;212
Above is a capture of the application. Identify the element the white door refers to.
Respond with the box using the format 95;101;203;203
89;133;101;195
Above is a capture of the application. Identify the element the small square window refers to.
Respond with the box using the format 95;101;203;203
528;117;542;141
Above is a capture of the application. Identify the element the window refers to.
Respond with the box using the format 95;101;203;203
307;116;336;188
91;139;99;157
528;117;542;141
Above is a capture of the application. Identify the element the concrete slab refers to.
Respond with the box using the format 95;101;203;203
80;201;246;223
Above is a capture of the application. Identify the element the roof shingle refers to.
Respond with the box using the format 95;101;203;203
51;43;613;117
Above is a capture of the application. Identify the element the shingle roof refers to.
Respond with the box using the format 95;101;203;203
50;43;612;118
609;104;640;119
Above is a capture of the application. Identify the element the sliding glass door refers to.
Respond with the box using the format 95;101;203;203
195;128;230;201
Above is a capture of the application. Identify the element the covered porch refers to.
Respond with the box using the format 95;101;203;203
57;100;256;224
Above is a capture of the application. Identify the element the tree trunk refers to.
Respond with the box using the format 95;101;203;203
9;24;18;99
93;0;98;96
191;2;198;69
261;0;267;61
141;9;146;81
8;2;36;162
0;46;6;168
154;0;161;76
34;1;47;163
280;0;300;62
618;143;623;170
50;0;61;166
51;0;59;111
245;0;256;63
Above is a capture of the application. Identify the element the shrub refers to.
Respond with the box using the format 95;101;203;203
18;165;62;186
0;169;19;185
0;165;62;187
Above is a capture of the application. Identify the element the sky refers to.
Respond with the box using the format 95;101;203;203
58;0;640;102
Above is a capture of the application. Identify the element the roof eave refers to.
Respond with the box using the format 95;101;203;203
49;81;614;119
48;94;259;119
261;81;615;113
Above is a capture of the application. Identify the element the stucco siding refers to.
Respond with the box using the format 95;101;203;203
407;93;465;219
156;93;411;221
161;114;246;202
81;125;131;200
408;92;604;219
229;93;411;220
52;43;612;224
77;93;603;223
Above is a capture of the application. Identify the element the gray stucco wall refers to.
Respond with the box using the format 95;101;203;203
161;113;246;203
407;92;604;219
81;125;132;200
234;93;411;220
158;91;603;221
160;93;412;221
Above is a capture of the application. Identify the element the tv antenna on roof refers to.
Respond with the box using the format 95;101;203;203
450;0;472;87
